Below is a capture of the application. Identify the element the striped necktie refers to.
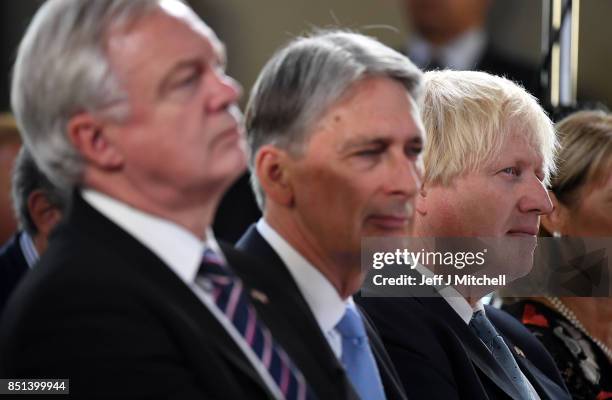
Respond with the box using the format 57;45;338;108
198;249;313;400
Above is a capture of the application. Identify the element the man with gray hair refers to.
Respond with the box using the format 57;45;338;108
234;30;424;400
0;0;313;398
0;147;67;313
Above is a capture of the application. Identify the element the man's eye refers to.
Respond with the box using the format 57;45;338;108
171;65;204;89
406;146;423;157
500;167;520;176
356;148;382;157
174;72;200;88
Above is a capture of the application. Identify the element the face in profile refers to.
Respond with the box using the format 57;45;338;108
104;2;245;202
418;131;553;238
285;77;425;261
416;130;554;278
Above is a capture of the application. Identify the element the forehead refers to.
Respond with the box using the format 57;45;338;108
308;77;423;147
105;5;223;81
483;129;545;169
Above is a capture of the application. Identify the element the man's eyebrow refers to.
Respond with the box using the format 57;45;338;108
339;136;388;152
339;134;423;153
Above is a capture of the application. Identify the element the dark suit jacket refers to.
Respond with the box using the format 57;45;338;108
357;295;571;400
0;232;29;315
236;225;408;400
0;194;278;399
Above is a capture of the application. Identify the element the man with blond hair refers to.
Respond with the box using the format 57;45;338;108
359;70;571;400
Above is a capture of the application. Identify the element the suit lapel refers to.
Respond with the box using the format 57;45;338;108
422;297;523;399
234;226;359;399
358;305;408;400
66;194;272;396
502;333;565;400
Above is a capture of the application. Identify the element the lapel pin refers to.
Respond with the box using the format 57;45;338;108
514;346;526;358
250;289;269;304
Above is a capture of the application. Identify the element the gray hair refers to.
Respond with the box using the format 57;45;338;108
245;30;423;209
11;147;69;236
11;0;178;189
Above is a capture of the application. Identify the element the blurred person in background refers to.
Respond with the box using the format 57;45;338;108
0;113;21;243
402;0;539;95
0;147;67;313
502;110;612;400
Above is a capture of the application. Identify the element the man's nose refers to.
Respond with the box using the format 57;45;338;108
519;176;554;215
385;154;422;199
206;71;242;113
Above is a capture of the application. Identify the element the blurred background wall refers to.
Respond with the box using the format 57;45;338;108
2;0;611;111
194;0;612;109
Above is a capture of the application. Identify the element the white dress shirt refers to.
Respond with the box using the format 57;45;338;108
256;218;350;359
82;189;283;399
19;231;39;268
407;28;487;71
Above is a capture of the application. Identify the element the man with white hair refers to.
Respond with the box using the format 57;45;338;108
358;70;571;399
0;1;312;398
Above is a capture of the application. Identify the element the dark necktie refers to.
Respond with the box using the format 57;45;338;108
197;248;313;400
470;310;534;400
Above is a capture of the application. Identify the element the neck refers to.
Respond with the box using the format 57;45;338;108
87;176;221;240
265;210;362;299
556;297;612;347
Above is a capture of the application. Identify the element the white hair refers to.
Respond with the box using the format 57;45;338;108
11;0;183;188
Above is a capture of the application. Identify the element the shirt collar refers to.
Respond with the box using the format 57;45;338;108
82;189;211;284
408;28;487;70
256;218;348;332
19;231;39;268
413;263;484;324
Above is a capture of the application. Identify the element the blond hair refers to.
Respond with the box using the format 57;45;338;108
420;70;556;186
551;110;612;207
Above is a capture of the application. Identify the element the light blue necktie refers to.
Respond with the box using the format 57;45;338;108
470;310;534;400
336;306;386;400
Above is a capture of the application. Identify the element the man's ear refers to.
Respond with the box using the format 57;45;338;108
415;182;428;216
27;190;63;239
255;145;294;207
540;191;567;235
67;112;123;169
